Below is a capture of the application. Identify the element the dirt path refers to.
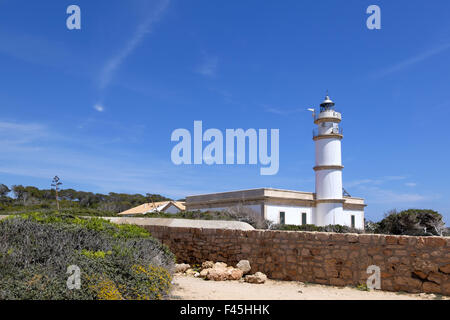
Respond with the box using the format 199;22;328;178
171;275;445;300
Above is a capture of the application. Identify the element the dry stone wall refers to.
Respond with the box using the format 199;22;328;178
144;225;450;295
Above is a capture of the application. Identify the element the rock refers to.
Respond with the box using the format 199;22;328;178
412;260;437;274
185;268;197;276
236;260;251;274
202;261;214;269
413;270;428;280
227;268;244;280
245;272;267;284
423;281;441;294
439;264;450;274
214;262;227;269
207;267;229;281
194;272;200;278
199;262;244;281
175;263;190;273
199;268;211;278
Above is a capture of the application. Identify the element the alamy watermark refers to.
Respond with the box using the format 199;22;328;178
366;5;381;30
66;265;81;290
171;121;279;175
66;5;81;30
366;265;381;290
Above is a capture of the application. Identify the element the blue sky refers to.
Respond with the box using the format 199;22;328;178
1;0;450;223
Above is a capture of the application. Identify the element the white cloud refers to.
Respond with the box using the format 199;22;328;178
405;182;417;187
345;175;406;188
359;186;437;205
94;104;104;112
264;106;306;116
0;118;212;199
0;120;49;146
373;42;450;78
98;0;170;90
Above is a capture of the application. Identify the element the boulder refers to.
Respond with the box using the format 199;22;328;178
227;268;244;280
199;268;211;278
207;267;229;281
202;261;214;269
185;268;197;276
214;262;228;269
245;272;267;284
175;263;191;273
236;260;251;274
199;262;244;281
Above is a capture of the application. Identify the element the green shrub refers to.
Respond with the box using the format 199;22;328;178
374;209;447;236
0;212;174;300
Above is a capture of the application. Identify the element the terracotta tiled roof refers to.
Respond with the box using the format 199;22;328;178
118;201;185;215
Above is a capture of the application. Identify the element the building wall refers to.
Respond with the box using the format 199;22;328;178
315;202;343;226
315;169;343;199
315;138;342;166
265;204;312;225
197;204;263;217
145;225;450;296
343;209;365;229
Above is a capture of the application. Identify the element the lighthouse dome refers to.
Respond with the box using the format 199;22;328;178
320;95;335;108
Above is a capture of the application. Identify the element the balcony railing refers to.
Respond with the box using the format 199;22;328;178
314;110;341;122
313;127;343;138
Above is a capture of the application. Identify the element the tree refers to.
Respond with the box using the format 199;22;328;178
376;209;446;236
12;185;26;204
0;184;10;198
51;176;63;212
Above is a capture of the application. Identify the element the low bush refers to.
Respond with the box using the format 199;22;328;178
0;212;174;300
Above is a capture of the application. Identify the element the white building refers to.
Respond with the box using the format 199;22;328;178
185;95;366;229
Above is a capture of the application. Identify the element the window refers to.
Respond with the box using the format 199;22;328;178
279;212;285;225
351;215;355;228
301;213;307;225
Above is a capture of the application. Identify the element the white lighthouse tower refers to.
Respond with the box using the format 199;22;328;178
313;94;345;226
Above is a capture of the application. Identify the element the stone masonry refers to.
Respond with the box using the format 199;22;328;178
143;225;450;295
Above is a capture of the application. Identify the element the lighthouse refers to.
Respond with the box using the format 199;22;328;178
181;94;366;230
313;94;345;226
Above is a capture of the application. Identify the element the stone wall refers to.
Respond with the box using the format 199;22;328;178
144;225;450;295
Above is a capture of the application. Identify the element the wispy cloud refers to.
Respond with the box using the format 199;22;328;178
264;106;307;116
0;121;49;146
98;0;170;90
358;186;438;205
372;42;450;78
405;182;417;187
345;175;406;188
196;55;219;77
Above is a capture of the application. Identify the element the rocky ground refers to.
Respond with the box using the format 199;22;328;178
170;275;447;300
171;260;449;300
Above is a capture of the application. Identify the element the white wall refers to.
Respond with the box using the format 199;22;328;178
343;209;365;229
315;202;343;226
265;204;312;225
315;138;342;166
315;169;343;199
196;204;262;216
